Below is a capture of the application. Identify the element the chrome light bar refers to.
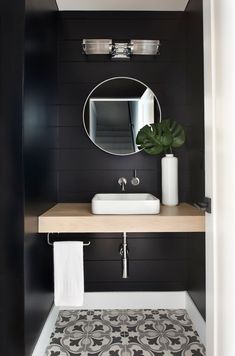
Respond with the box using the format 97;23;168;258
82;39;160;59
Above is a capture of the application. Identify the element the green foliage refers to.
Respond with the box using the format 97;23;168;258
136;119;185;155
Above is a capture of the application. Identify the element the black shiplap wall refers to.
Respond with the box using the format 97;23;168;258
52;233;189;291
0;1;25;355
24;1;58;355
56;11;198;203
0;6;205;354
185;0;205;320
56;11;204;204
54;11;204;294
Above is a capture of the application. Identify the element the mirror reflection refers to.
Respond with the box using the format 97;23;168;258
83;77;161;155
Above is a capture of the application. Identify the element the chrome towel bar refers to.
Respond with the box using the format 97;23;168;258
47;233;91;247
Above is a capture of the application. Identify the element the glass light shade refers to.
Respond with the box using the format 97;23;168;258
131;40;160;55
83;39;112;54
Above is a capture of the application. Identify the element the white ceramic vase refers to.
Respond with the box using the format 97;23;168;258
161;154;178;206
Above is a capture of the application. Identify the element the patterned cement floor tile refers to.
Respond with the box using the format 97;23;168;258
45;309;206;356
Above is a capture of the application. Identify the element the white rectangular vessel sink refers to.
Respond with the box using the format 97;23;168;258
91;193;160;215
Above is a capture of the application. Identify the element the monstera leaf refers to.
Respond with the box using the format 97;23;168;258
136;120;185;155
161;120;185;148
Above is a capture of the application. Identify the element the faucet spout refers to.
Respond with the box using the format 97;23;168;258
118;177;127;192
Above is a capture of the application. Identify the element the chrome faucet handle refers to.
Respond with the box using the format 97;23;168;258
131;169;140;186
118;177;127;191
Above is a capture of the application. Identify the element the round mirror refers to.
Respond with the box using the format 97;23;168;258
83;77;161;156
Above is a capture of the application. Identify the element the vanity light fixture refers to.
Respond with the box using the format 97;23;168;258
82;39;160;60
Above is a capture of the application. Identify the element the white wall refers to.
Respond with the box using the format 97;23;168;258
214;0;235;355
203;1;215;354
204;0;235;355
89;101;97;141
140;88;155;128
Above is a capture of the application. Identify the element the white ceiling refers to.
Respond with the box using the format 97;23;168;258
56;0;189;11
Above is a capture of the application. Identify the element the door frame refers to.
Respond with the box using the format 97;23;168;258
203;1;235;355
203;0;216;355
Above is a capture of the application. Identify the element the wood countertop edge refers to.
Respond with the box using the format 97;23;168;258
38;203;205;233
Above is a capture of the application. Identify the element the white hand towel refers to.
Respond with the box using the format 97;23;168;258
53;241;84;307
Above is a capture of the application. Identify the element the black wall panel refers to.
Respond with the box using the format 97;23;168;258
0;5;205;354
185;0;205;320
0;1;25;355
56;11;204;204
55;10;204;299
51;233;189;292
187;234;205;319
85;261;187;283
24;0;58;355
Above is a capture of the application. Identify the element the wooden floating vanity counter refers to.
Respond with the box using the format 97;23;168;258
38;203;205;233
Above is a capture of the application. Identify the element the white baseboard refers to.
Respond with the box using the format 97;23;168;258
32;291;206;355
79;291;186;309
185;292;206;346
32;305;59;356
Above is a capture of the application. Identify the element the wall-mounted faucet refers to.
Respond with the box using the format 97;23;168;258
118;177;127;191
